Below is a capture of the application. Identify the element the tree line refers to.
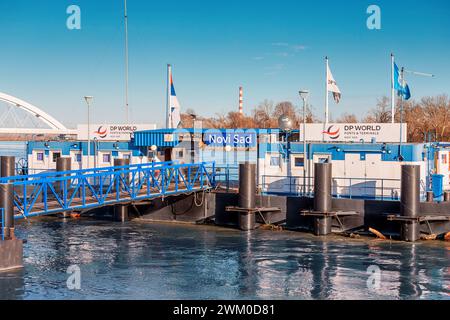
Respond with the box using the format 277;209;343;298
181;94;450;142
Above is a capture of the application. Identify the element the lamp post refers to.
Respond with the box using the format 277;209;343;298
84;96;94;169
299;90;310;196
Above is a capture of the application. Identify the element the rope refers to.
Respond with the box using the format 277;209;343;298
194;190;205;207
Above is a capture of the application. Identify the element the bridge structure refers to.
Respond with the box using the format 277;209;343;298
0;91;76;136
0;160;216;220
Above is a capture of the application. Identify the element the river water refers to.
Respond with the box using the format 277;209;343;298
0;218;449;300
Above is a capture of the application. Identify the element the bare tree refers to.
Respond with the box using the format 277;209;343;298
364;96;392;123
336;113;358;123
253;100;274;128
272;101;299;126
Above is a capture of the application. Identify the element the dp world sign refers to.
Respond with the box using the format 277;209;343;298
77;124;156;141
301;123;407;143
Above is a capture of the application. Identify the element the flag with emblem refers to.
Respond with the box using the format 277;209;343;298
327;63;341;103
167;64;181;129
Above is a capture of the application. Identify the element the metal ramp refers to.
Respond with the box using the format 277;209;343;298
0;161;216;219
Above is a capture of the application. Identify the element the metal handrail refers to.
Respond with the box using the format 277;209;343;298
1;208;4;241
8;161;216;219
261;175;406;200
1;160;178;183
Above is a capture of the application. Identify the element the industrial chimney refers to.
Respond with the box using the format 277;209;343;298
239;86;243;115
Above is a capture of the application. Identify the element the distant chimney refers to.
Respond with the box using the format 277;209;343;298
239;86;243;114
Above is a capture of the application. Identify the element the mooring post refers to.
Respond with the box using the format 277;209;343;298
0;157;15;239
56;157;71;197
0;157;23;272
426;191;434;203
400;165;420;242
0;156;16;181
113;158;130;222
313;162;333;236
238;163;257;231
444;191;450;203
0;184;14;240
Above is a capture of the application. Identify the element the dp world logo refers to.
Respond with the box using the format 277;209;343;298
94;126;108;139
323;125;340;140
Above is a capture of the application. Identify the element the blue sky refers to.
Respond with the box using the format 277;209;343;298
0;0;449;128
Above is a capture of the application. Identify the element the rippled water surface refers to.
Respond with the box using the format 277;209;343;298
1;218;449;300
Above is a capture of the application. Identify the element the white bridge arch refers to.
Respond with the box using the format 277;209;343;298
0;92;75;135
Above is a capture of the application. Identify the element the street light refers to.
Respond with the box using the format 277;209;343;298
299;90;310;195
84;96;94;169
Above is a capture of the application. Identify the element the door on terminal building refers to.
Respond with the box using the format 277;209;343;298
343;153;383;199
164;149;172;162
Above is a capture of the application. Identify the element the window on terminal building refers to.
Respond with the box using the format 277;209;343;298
103;154;111;163
177;150;184;159
294;157;305;167
270;156;280;167
37;152;44;161
75;153;82;162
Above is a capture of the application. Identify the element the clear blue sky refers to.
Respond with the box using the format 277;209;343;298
0;0;449;128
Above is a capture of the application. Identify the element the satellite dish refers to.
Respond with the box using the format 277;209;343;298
278;114;294;132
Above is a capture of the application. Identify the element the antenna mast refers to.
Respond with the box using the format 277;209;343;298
124;0;130;123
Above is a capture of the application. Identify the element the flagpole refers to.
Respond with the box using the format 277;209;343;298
124;0;130;124
399;67;404;160
325;56;329;124
391;53;395;124
166;64;171;129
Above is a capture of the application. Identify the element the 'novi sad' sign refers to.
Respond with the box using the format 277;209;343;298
203;130;257;147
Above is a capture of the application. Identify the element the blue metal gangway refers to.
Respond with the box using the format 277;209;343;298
0;161;216;219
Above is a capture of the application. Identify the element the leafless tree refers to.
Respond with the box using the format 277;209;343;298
364;96;392;123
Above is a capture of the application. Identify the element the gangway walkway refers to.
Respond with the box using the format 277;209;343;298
0;161;216;219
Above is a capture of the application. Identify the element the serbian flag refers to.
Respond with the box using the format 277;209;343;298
168;67;181;129
327;63;342;103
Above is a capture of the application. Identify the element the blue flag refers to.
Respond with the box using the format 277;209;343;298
393;63;411;100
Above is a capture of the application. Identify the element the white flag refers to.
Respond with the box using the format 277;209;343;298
327;64;341;104
168;71;181;129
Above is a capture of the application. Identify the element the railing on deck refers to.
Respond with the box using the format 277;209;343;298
213;165;239;192
261;175;426;201
1;161;215;219
0;208;4;241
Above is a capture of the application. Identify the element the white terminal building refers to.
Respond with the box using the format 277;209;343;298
26;122;450;200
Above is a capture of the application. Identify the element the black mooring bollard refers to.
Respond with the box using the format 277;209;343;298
56;157;71;196
113;158;130;222
444;191;450;202
238;163;256;209
0;157;16;232
0;156;16;180
400;165;420;242
0;159;23;272
57;157;71;173
238;163;256;231
0;183;14;239
313;163;333;236
426;191;434;203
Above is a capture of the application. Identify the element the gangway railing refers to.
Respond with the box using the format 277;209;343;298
1;161;215;219
1;208;4;240
260;175;428;201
